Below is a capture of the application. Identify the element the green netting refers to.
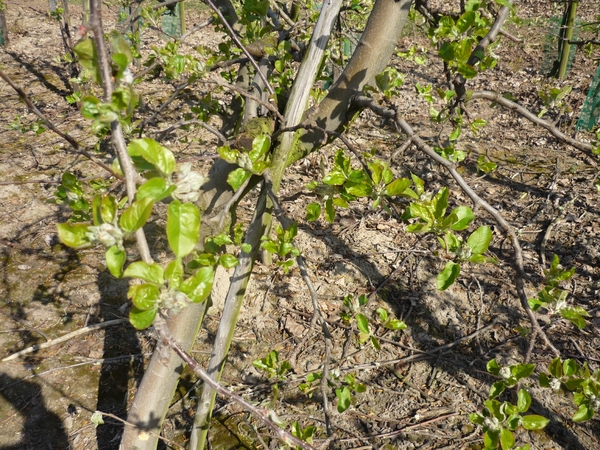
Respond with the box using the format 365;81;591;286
541;16;580;77
162;3;182;38
576;63;600;131
0;7;7;47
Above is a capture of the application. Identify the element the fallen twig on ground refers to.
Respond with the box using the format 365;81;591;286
2;319;129;362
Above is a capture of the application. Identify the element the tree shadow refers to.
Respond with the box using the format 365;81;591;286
5;50;72;98
92;270;142;449
0;373;69;450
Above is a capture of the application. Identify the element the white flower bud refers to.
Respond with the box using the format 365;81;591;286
96;223;124;247
86;223;123;248
173;162;205;203
122;68;133;86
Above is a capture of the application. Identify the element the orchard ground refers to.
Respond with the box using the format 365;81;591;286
1;1;600;449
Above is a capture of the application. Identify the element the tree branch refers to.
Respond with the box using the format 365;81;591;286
1;319;128;362
0;69;120;179
153;314;316;449
203;0;275;96
453;1;513;101
351;94;560;357
88;0;152;265
470;90;596;162
263;172;335;438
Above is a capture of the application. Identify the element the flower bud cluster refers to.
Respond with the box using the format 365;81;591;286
173;162;205;203
160;289;192;314
86;223;124;248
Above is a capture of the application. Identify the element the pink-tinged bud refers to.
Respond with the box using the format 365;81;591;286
76;25;88;39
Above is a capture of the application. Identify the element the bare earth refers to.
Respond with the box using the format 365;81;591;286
1;1;600;449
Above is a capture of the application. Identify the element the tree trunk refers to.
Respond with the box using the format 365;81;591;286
292;0;413;163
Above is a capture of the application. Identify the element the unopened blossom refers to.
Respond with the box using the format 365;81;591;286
87;223;124;248
173;162;205;203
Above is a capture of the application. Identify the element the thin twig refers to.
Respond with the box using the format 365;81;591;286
343;318;499;372
263;172;335;437
453;1;513;100
394;117;561;357
139;81;190;134
205;79;284;123
218;178;251;230
353;94;561;357
0;69;119;179
203;0;275;96
180;17;214;42
2;319;128;362
155;119;227;144
88;0;153;265
0;354;151;391
153;314;316;450
470;90;596;162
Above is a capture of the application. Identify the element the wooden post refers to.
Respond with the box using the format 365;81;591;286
0;1;7;47
558;0;578;79
82;0;89;24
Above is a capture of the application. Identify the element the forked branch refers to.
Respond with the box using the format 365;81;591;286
351;94;560;357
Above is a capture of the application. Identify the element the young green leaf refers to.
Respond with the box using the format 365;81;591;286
101;195;118;224
385;319;407;330
572;404;593;422
248;135;270;162
129;306;157;330
356;313;370;334
136;177;176;201
106;245;126;278
166;258;184;290
376;307;388;322
437;261;460;290
124;261;165;285
92;195;103;226
450;206;474;231
128;138;176;176
489;381;506;399
433;188;449;220
517;389;532;413
57;223;93;248
74;38;102;83
120;198;154;233
167;201;200;258
499;427;514;450
467;225;493;254
520;415;550;430
180;266;214;303
487;359;501;375
511;363;535;381
219;253;239;269
336;386;351;413
384;178;412;197
306;202;321;222
128;283;160;310
561;307;590;330
325;198;335;223
227;167;251;191
323;171;345;186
